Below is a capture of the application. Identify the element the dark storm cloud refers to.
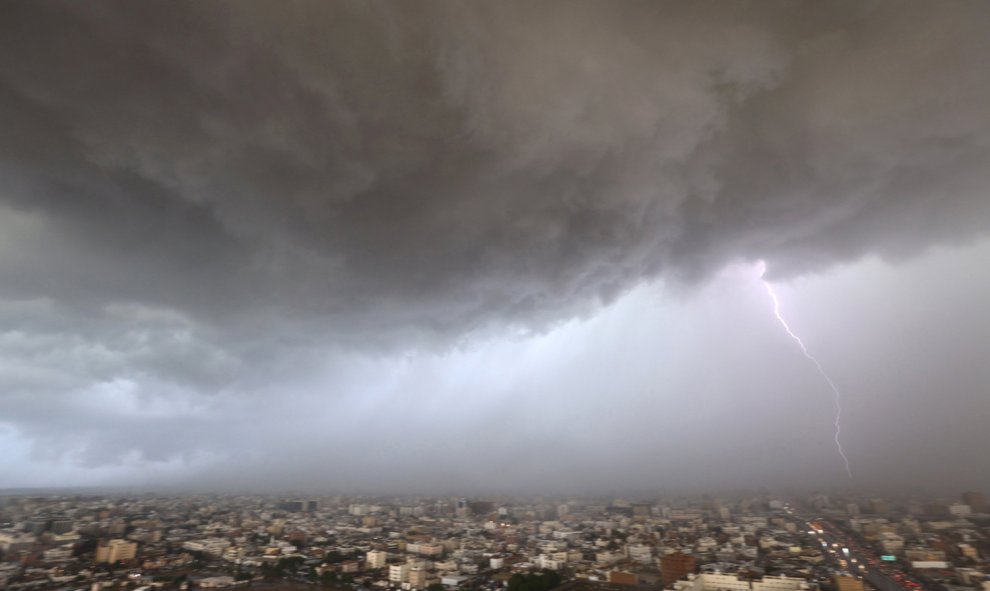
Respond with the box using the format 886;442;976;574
2;1;990;487
2;1;988;337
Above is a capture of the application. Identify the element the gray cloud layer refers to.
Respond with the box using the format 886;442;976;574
4;1;989;335
2;1;989;490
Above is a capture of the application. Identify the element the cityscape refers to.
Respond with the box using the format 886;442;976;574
1;492;988;591
2;4;990;591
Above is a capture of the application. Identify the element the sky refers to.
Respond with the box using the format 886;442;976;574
1;1;989;495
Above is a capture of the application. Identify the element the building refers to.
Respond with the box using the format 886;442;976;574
341;561;360;574
408;566;427;589
948;503;972;517
632;503;653;517
199;576;236;588
608;572;638;586
537;555;563;570
905;548;946;562
834;576;865;591
390;563;410;584
43;546;74;562
366;550;388;569
596;551;623;566
0;531;35;554
407;542;444;557
880;533;904;556
95;539;137;563
661;552;696;587
468;501;494;516
279;500;306;512
442;575;469;588
958;544;979;559
962;491;987;513
627;544;653;563
50;519;75;534
673;573;810;591
182;538;232;556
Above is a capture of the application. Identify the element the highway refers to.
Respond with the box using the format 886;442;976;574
783;506;932;591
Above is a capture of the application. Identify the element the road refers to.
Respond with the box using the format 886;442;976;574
783;507;930;591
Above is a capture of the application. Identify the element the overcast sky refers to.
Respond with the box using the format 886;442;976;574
2;1;989;495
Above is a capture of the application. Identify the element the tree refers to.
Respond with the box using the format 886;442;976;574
507;570;562;591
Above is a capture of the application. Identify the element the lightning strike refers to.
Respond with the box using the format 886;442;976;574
759;263;853;479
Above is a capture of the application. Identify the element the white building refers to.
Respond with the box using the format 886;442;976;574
390;563;410;584
595;551;623;565
949;504;973;518
183;538;232;556
627;544;653;563
407;542;444;557
198;576;236;588
367;550;388;569
672;573;809;591
408;566;427;589
552;530;581;544
0;531;35;553
536;555;562;570
880;533;905;556
43;546;74;562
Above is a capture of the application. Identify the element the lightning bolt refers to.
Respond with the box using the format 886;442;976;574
760;265;853;479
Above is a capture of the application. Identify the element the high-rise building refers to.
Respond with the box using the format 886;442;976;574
661;552;696;587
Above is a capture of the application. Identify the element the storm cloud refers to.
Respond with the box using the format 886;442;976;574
2;1;989;491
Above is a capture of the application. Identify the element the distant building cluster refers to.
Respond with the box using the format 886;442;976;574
0;491;987;591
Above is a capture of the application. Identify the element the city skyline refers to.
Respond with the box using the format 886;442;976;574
1;490;987;591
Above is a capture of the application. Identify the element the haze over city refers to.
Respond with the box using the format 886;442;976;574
2;1;990;495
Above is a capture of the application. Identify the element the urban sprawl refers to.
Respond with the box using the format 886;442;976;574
1;492;987;591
